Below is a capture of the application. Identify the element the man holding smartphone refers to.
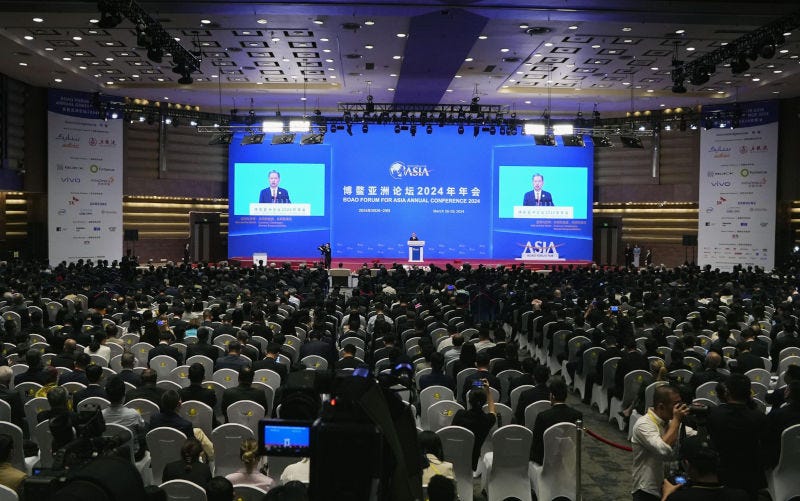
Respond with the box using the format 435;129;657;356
630;385;695;501
660;436;748;500
452;378;497;471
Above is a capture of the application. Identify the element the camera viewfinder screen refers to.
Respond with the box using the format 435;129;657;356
262;423;311;456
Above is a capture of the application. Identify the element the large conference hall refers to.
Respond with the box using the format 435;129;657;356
0;1;799;500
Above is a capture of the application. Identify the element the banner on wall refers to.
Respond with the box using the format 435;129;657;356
698;100;778;271
47;89;123;265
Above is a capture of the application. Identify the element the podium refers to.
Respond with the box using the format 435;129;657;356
408;240;425;263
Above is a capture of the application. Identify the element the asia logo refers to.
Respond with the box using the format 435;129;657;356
389;161;431;180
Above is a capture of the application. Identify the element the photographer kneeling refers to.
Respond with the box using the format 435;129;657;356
660;435;748;501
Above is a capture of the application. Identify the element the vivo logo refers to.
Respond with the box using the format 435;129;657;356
60;177;80;183
710;181;731;187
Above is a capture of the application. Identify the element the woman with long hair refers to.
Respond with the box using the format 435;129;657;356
162;437;212;487
225;438;275;491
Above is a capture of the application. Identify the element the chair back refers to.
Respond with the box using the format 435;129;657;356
536;422;579;501
437;426;475;501
212;368;239;389
178;400;213;437
668;369;693;385
565;336;591;363
779;356;800;376
419;386;454;430
600;357;620;389
185;355;214;379
0;483;18;501
102;422;134;463
0;400;10;422
227;400;266;433
771;424;800;501
426;400;464;433
523;401;551;431
455;368;478;403
232;485;267;501
159;479;207;501
150;355;178;379
0;422;24;471
644;381;669;410
510;384;534;413
496;369;523;405
211;423;255;477
77;396;110;412
745;368;770;386
300;355;328;371
24;397;50;437
34;419;54;468
213;334;237;350
147;427;188;485
167;366;191;388
125;398;160;422
413;367;432;389
487;425;533;501
695;381;720;404
253;369;281;390
622;370;654;403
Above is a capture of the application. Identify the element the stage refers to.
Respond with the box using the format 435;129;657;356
231;256;593;272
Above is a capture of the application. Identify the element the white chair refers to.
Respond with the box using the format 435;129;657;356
419;386;454;430
253;369;281;391
252;383;275;417
211;423;255;477
202;381;226;418
0;484;17;501
232;485;267;501
77;396;111;412
455;368;478;403
437;426;475;501
426;400;464;433
745;368;771;386
510;384;536;415
778;356;800;377
0;400;10;422
496;369;523;405
9;364;28;379
159;479;207;501
24;397;50;438
212;368;239;389
609;370;653;431
168;366;191;388
0;422;25;472
530;422;578;501
300;354;328;371
695;381;721;404
102;422;137;464
150;355;178;380
125;398;161;423
178;400;213;437
226;400;265;433
767;424;800;501
147;427;187;485
131;342;155;366
573;347;604;401
487;402;513;429
34;419;53;468
484;425;533;501
560;335;591;386
590;356;620;415
186;355;214;379
14;382;41;404
523;401;551;431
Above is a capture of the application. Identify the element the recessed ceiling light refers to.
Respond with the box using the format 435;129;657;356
500;48;509;52
646;89;654;93
686;47;695;51
524;100;531;104
519;24;529;29
717;90;725;94
313;19;324;25
591;44;600;49
516;71;524;74
660;104;666;107
779;49;789;54
18;62;27;66
62;57;71;61
533;53;542;57
157;78;164;82
388;87;394;91
211;74;218;78
607;50;617;54
23;35;34;41
544;42;553;47
396;33;407;38
54;78;62;82
465;57;473;62
389;73;397;77
393;55;401;60
364;20;375;26
257;19;267;24
752;77;760;81
675;29;685;34
73;36;82;41
163;96;169;100
45;47;53;51
622;82;631;85
320;38;329;42
330;75;336;79
650;67;659;71
720;42;728;46
322;49;331;53
89;18;99;24
623;39;632;43
365;44;374;49
272;37;280;42
622;27;632;31
33;17;43;23
509;78;516;82
478;35;487;40
455;75;462;78
784;32;792;37
568;25;578;30
327;67;335;71
501;85;509;88
106;57;114;61
200;19;211;24
325;58;333;63
282;57;289;62
445;89;453;92
106;81;114;85
774;70;782;73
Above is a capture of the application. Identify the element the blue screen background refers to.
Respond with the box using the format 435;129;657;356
228;129;594;260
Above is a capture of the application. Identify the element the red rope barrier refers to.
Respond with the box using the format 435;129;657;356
583;428;633;452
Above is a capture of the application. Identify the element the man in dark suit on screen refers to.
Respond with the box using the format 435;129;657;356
522;173;554;206
258;169;291;203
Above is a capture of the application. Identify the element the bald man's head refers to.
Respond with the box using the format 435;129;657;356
705;351;722;369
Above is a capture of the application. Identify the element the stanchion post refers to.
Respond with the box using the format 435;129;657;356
575;418;583;501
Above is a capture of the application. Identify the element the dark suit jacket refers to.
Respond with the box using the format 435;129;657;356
531;403;583;463
0;385;25;430
522;189;554;206
509;373;536;394
764;402;800;467
251;357;288;382
58;369;89;386
451;408;496;470
148;343;184;365
614;350;650;395
125;383;166;405
419;371;455;392
148;411;193;438
162;460;212;487
221;384;269;419
51;352;76;369
707;402;768;495
461;370;501;402
514;384;551;424
14;368;50;386
73;384;107;409
186;343;219;361
119;369;142;388
214;354;251;372
734;352;765;374
690;369;727;390
299;339;337;368
258;187;291;203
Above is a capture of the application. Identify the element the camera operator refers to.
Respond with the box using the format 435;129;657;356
660;436;748;501
630;384;695;501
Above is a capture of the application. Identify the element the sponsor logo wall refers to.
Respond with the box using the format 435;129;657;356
47;89;123;264
698;100;778;271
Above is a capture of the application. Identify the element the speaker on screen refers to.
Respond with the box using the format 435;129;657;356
682;235;697;246
124;229;139;241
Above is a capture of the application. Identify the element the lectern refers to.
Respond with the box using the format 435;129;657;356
408;240;425;263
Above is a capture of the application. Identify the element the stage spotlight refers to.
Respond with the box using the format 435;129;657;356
533;135;556;146
97;0;123;29
489;126;496;135
499;125;507;135
147;45;164;64
469;96;480;113
346;123;353;136
438;112;446;127
410;124;417;137
394;124;401;134
164;117;172;125
730;55;749;74
365;95;375;113
457;124;464;135
562;134;585;147
524;122;546;135
209;132;233;145
262;121;283;133
553;123;574;135
760;42;776;59
620;136;643;148
362;122;368;134
689;67;710;86
329;124;336;133
271;133;296;144
178;72;193;85
289;120;310;132
426;124;433;134
135;21;151;48
241;133;266;146
473;125;479;138
590;135;613;147
300;133;325;145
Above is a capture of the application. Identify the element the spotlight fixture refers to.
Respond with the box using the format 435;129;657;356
329;123;337;133
590;135;613;147
362;122;368;134
346;124;353;136
271;133;296;144
394;124;401;134
457;124;464;135
178;73;193;85
208;132;233;145
672;80;687;93
473;125;479;138
97;0;123;28
562;135;585;147
759;41;776;59
410;124;417;137
553;124;574;135
620;136;643;148
135;20;151;48
469;96;480;113
147;45;163;63
533;135;556;146
300;133;325;145
730;55;749;74
688;65;712;86
426;124;433;134
489;126;496;135
524;123;546;135
240;133;266;145
365;95;374;114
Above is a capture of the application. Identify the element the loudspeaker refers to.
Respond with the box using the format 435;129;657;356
682;235;697;246
123;229;139;241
